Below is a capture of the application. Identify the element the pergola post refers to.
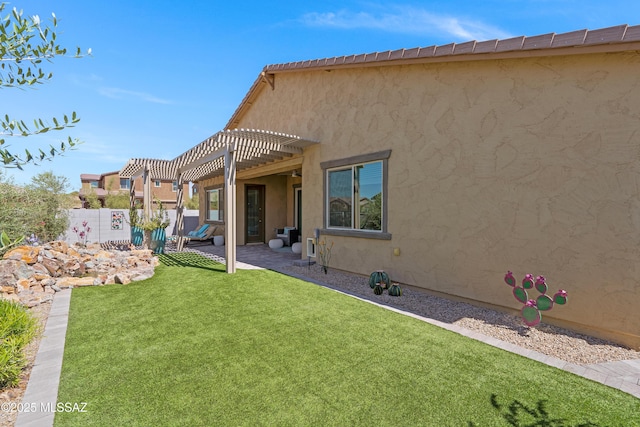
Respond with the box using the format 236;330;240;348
129;179;136;209
143;163;152;221
176;173;186;251
224;141;237;273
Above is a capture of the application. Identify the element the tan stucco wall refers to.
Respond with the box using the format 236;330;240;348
227;51;640;348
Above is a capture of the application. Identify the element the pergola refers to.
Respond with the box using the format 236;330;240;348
120;128;318;273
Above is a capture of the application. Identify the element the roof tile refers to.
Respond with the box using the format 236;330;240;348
551;29;587;48
389;48;405;60
474;39;498;53
496;36;525;52
453;40;476;55
623;24;640;41
584;25;627;45
402;47;420;58
416;46;436;58
522;33;554;50
376;50;391;61
364;52;379;62
434;43;455;56
353;53;366;63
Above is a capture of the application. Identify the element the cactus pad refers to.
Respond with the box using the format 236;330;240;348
553;290;568;305
522;274;535;289
536;294;554;311
505;271;568;328
534;276;548;294
513;286;528;304
521;305;542;327
504;271;516;287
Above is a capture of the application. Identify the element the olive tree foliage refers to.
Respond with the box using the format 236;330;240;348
0;170;70;242
0;3;90;169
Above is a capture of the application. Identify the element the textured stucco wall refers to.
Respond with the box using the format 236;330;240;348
231;51;640;348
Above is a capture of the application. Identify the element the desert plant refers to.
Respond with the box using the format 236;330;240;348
72;221;91;245
373;283;384;295
368;270;391;289
504;271;568;327
317;239;333;274
83;189;102;209
140;200;170;231
0;230;25;256
0;299;38;388
388;283;402;297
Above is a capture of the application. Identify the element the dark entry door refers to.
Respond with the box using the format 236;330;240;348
246;185;265;244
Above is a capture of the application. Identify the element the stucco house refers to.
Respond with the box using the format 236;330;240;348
122;24;640;349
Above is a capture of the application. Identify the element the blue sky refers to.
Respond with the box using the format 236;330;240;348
3;0;639;189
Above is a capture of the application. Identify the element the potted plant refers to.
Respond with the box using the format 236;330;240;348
140;200;170;254
129;205;144;246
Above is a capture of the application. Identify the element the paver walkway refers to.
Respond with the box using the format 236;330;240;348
15;243;640;426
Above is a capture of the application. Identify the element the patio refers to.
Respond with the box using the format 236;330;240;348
175;241;306;271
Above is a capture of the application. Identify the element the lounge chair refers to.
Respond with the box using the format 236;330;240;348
184;225;216;245
187;223;210;238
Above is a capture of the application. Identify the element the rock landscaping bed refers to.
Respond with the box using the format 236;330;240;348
285;264;640;365
0;242;159;427
0;241;158;307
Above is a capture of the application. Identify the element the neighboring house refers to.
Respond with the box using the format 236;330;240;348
124;24;640;350
79;171;187;209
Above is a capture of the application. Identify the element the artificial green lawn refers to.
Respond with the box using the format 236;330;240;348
55;253;640;426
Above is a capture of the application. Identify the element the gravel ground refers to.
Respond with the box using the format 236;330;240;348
284;264;640;366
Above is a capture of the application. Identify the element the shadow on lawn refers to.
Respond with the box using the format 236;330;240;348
158;253;224;272
467;394;601;427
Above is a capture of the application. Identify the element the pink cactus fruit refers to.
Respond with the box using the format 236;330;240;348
522;304;542;327
513;286;528;304
536;294;554;311
522;274;534;289
553;289;568;305
504;271;516;287
534;275;548;294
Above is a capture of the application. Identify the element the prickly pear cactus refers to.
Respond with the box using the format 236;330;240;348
504;271;568;327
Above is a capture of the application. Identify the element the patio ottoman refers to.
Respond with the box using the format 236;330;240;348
269;238;284;249
291;242;302;254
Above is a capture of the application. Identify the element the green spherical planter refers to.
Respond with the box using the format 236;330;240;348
369;270;391;289
388;284;402;297
373;283;384;295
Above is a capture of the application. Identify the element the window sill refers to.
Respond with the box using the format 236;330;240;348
321;228;391;240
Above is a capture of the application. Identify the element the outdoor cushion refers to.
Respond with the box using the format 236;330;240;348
185;226;217;243
187;224;210;237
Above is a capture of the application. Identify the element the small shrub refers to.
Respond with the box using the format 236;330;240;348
0;300;38;388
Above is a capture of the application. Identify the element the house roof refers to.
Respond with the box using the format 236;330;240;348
226;24;640;129
80;174;101;181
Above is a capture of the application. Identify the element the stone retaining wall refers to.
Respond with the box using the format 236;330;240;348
0;241;159;307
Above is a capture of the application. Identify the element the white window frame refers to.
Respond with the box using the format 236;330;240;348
154;180;161;188
172;181;178;192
